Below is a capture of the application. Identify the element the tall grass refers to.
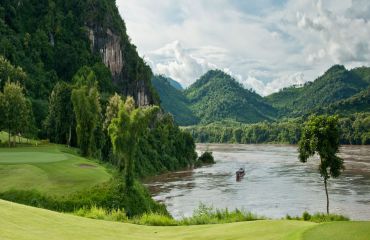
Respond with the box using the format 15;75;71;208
285;211;350;223
74;205;127;222
131;203;262;226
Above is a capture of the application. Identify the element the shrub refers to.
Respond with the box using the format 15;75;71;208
133;213;177;226
74;205;127;222
302;211;311;221
179;203;261;225
196;151;215;165
0;177;167;217
310;213;349;222
285;212;349;223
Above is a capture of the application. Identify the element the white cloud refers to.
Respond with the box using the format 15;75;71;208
117;0;370;96
149;41;216;87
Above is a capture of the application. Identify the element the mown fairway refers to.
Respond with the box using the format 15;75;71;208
1;200;369;240
0;146;111;195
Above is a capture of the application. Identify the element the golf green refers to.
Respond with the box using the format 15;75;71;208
0;146;111;195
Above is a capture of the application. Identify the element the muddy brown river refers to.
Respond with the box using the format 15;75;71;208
145;144;370;220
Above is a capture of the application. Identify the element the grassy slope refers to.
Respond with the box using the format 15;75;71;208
1;200;369;240
302;222;370;240
0;200;315;240
0;146;111;195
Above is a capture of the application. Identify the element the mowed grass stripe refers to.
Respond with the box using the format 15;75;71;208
302;221;370;240
0;146;111;195
0;152;68;164
0;200;316;240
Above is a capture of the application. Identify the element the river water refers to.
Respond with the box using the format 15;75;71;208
145;144;370;220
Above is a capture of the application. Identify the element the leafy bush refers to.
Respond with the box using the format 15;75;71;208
131;203;261;226
0;177;167;218
180;204;260;225
309;213;349;222
132;213;177;226
74;205;127;222
197;151;215;165
285;212;349;223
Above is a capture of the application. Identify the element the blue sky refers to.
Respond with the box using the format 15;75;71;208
117;0;370;95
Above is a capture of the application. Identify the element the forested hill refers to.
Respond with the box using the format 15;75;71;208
0;0;198;178
152;75;198;126
266;65;370;116
0;0;158;109
184;70;277;124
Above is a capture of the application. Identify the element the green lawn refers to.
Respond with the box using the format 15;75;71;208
0;200;369;240
0;199;313;240
0;131;39;145
302;221;370;240
0;146;111;195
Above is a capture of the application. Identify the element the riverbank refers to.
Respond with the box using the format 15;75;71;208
146;144;370;220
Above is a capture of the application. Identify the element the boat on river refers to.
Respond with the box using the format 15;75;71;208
236;168;245;181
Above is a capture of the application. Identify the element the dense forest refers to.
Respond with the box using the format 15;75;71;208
266;65;370;117
184;113;370;145
0;0;198;178
153;66;370;145
152;75;198;126
152;70;277;125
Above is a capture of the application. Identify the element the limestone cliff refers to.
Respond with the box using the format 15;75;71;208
87;5;158;106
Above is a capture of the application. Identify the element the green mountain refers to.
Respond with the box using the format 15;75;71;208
152;75;198;126
0;0;158;106
323;87;370;114
184;70;277;124
167;78;183;90
266;65;369;116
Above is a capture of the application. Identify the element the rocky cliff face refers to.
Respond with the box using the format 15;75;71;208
87;25;154;106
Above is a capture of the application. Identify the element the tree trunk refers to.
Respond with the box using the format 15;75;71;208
8;130;11;148
67;126;71;147
324;178;329;214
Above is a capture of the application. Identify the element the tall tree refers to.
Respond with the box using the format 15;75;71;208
0;56;27;91
104;93;123;130
0;82;32;147
71;67;101;157
298;115;344;214
44;82;74;145
108;97;159;187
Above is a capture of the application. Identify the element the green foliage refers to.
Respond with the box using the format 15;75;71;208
134;113;198;177
298;115;344;214
44;82;75;145
133;213;177;226
197;151;215;165
0;176;166;218
0;81;35;146
186;113;370;145
0;56;27;90
74;205;127;222
298;115;344;179
108;97;160;186
286;212;349;223
185;119;302;144
71;67;102;156
152;75;198;126
132;203;261;226
184;70;277;124
266;65;369;116
323;87;370;115
0;0;159;136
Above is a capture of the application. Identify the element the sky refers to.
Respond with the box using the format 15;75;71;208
116;0;370;96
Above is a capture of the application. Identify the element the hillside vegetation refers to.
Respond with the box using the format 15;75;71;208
152;75;198;126
185;70;277;124
266;65;370;116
